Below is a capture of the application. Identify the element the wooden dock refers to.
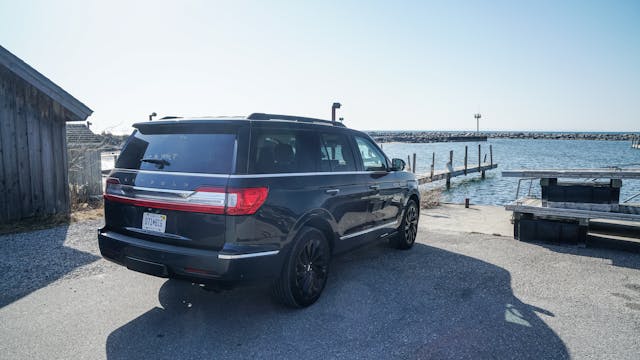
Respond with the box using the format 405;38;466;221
417;162;498;185
502;168;640;245
407;144;498;189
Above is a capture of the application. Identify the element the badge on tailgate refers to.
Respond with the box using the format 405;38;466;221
142;212;167;233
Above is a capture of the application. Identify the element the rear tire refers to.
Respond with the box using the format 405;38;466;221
272;227;331;308
391;199;419;250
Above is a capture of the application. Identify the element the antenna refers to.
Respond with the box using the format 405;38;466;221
331;102;341;122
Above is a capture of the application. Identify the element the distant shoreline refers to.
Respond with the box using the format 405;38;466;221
367;131;639;143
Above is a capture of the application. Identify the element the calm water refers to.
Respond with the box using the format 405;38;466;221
381;139;640;205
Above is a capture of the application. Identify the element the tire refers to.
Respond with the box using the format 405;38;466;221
272;227;331;308
391;199;419;250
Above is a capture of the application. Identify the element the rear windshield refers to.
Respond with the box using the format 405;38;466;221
116;131;236;174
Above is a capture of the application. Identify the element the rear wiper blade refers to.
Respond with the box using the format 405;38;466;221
140;158;170;169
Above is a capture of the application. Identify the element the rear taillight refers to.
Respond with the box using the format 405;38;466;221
195;186;269;215
105;177;124;195
104;183;268;216
225;187;269;215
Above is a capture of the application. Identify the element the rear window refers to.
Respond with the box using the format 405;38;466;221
249;129;318;174
116;131;236;174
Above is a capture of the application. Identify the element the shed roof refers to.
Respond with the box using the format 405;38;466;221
66;123;103;146
0;45;93;121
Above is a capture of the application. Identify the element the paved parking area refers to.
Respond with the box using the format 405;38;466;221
1;212;639;359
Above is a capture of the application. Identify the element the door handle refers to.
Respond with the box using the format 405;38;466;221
369;185;380;190
325;189;340;195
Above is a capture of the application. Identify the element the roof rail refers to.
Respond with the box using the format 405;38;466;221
247;113;345;127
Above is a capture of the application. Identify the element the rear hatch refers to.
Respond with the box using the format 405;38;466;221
103;121;253;251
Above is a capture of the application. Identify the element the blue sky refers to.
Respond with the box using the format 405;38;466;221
1;0;638;133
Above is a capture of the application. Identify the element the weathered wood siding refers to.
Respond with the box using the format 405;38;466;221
68;148;102;202
0;64;71;223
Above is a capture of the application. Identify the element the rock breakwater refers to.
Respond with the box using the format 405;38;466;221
368;131;638;143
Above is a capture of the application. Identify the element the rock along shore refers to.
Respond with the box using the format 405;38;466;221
367;131;639;143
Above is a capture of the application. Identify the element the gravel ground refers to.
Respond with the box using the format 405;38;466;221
0;211;639;359
0;219;115;308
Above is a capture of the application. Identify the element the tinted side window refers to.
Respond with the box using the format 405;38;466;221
249;129;318;174
319;133;357;172
355;136;387;171
116;131;236;174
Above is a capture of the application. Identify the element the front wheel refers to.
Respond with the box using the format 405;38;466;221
391;199;419;249
272;227;331;308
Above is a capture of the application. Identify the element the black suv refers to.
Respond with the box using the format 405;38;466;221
98;113;420;307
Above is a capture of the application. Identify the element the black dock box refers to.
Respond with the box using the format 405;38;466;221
541;178;621;204
514;217;586;244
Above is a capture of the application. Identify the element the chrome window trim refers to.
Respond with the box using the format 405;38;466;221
340;220;399;240
230;171;386;178
113;168;390;178
218;250;280;260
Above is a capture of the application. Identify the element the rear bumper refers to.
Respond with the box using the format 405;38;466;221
98;229;283;285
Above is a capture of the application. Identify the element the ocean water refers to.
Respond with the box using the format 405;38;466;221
381;139;640;205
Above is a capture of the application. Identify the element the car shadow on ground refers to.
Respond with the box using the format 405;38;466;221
0;224;100;308
105;241;569;359
521;237;640;270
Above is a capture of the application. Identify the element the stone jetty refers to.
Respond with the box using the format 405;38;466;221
368;131;639;143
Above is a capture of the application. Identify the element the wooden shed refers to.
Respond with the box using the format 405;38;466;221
0;45;93;224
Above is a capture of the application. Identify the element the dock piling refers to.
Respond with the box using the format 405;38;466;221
430;152;435;179
478;144;481;172
412;153;417;174
490;145;493;167
464;146;468;175
446;150;454;190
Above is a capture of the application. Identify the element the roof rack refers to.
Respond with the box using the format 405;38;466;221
247;113;345;127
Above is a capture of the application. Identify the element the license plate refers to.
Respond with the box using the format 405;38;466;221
142;213;167;233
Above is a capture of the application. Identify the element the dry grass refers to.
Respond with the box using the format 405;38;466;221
420;188;442;209
0;200;104;235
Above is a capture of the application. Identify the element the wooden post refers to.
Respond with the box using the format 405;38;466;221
464;146;468;175
446;150;453;190
478;144;481;171
412;153;416;174
430;152;435;179
490;145;493;167
407;155;411;172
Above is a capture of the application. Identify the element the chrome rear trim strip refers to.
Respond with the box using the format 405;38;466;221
114;168;231;178
340;220;399;240
131;186;194;196
218;250;280;260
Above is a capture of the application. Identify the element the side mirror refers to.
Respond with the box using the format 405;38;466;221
390;158;405;171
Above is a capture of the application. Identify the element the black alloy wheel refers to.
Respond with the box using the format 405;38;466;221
391;199;419;249
273;227;330;307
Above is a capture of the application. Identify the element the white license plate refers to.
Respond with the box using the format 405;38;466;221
142;213;167;233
